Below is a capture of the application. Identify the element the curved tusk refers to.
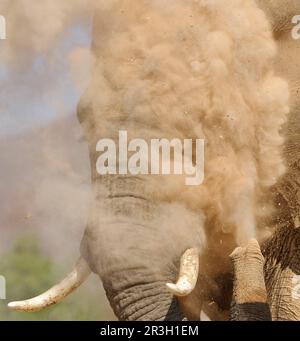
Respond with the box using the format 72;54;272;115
166;248;199;297
8;257;91;312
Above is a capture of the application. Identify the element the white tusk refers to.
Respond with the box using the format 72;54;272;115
8;257;91;312
166;248;199;297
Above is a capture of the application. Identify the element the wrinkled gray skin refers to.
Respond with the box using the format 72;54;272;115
230;239;272;321
78;1;300;321
256;0;300;321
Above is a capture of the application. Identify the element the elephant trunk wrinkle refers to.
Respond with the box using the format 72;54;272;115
104;278;185;321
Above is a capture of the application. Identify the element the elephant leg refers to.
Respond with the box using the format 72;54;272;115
229;239;272;321
263;225;300;321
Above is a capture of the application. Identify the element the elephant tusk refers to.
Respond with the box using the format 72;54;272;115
166;248;199;297
8;257;91;312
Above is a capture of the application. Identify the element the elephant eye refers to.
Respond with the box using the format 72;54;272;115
76;96;96;142
77;96;91;125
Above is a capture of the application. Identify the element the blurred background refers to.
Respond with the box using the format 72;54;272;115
0;1;116;320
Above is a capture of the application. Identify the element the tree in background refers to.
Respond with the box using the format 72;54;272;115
0;236;115;321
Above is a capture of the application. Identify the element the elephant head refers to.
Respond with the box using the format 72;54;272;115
7;0;300;321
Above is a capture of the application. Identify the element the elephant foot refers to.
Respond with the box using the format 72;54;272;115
229;239;272;321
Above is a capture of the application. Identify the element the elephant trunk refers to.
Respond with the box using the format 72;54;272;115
230;239;271;321
99;248;199;321
102;272;185;321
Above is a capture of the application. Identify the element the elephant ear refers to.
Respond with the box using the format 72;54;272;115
262;224;300;321
265;105;300;320
274;122;300;229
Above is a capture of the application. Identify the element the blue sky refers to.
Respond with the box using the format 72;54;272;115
0;21;92;137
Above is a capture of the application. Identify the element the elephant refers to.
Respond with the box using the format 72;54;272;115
7;0;300;321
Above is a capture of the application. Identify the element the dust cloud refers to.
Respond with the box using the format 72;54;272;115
0;1;290;284
80;0;289;249
0;0;99;258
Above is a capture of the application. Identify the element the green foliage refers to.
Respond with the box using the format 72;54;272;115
0;235;115;321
